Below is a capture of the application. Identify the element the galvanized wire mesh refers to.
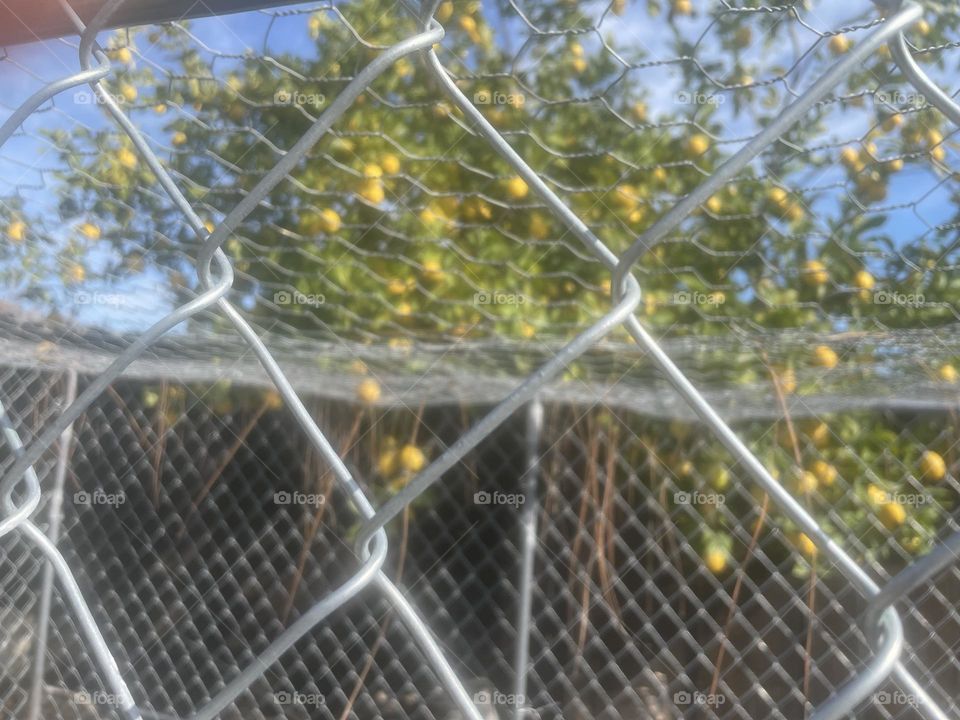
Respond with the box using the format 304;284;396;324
3;375;960;719
1;0;960;719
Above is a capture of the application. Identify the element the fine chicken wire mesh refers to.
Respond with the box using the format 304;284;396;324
1;0;960;719
3;375;960;719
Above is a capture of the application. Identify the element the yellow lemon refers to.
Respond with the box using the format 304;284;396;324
807;421;830;448
794;533;818;558
363;163;383;179
67;263;86;284
708;466;731;491
153;103;167;114
358;178;385;204
399;444;426;473
828;34;850;55
263;390;283;410
878;500;907;530
784;203;804;223
794;471;819;495
778;367;797;395
111;47;133;64
436;1;453;22
810;460;838;487
840;146;862;169
458;15;481;43
853;270;875;290
78;222;100;240
387;278;407;295
419;207;441;226
867;483;888;505
172;131;187;146
613;184;637;209
882;113;904;132
631;102;647;122
394;58;413;78
7;220;26;243
766;186;788;207
672;0;692;16
902;535;924;554
812;345;839;369
857;175;888;202
319;208;341;233
422;258;444;282
937;364;958;383
356;378;381;404
685;133;710;156
919;450;947;482
704;548;728;574
118;148;138;170
330;137;355;156
643;290;659;316
381;154;401;174
119;83;137;102
506;176;529;199
377;449;398;477
705;195;722;213
801;260;829;287
529;213;550;240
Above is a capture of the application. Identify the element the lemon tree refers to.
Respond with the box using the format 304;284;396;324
10;0;960;575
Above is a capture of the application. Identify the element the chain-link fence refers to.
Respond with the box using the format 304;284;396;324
2;0;960;718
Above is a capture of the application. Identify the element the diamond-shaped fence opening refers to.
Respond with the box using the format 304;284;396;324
1;1;960;719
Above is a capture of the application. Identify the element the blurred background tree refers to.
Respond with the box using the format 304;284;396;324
3;0;960;574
